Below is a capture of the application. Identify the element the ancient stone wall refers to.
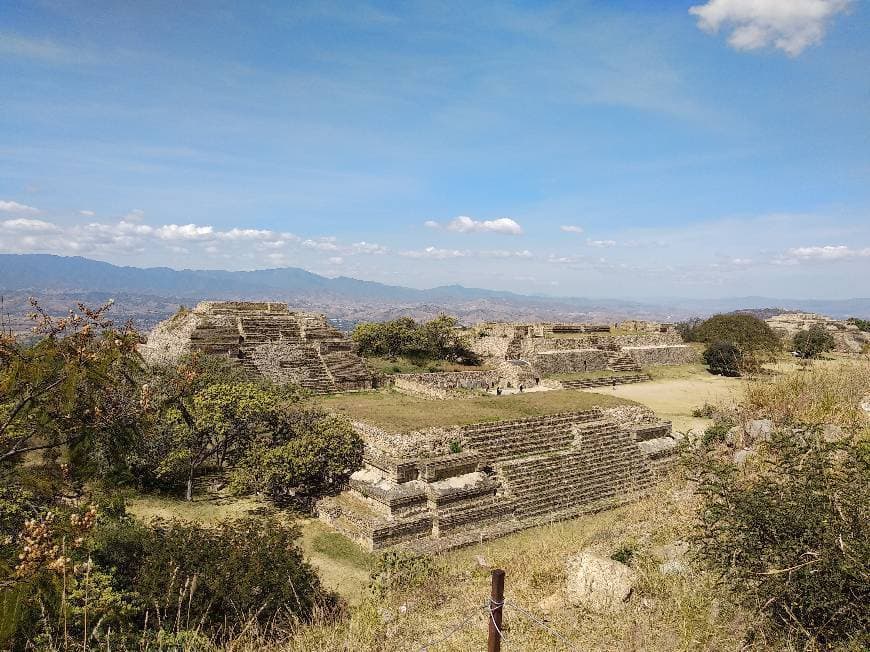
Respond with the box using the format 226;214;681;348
526;350;609;375
393;370;501;399
623;345;699;366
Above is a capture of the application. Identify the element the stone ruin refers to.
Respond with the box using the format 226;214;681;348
469;321;698;389
318;405;678;552
766;312;870;354
140;301;374;392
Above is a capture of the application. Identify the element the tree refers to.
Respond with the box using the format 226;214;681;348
352;315;479;363
694;313;780;372
702;340;742;376
847;317;870;332
0;300;144;475
792;325;835;359
229;410;362;505
142;356;306;500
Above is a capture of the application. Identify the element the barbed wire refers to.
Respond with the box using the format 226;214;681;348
414;594;580;651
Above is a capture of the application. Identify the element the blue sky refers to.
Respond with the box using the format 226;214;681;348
1;0;868;298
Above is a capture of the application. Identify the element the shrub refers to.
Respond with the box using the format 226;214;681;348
369;551;440;598
90;516;333;640
702;341;742;376
792;324;835;359
352;315;479;363
694;428;870;648
694;314;780;371
847;317;870;332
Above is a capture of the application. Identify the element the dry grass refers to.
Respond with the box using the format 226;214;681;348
744;359;870;430
221;476;756;652
319;389;635;432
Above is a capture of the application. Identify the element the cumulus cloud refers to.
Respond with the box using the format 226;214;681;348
560;225;584;234
480;249;533;258
785;244;870;260
0;200;39;214
425;216;523;235
351;241;388;255
689;0;852;56
1;218;59;232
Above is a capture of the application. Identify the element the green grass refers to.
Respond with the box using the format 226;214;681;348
319;388;635;432
363;355;486;375
310;531;373;570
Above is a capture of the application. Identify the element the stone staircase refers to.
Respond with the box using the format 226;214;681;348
496;419;653;520
605;351;643;372
239;315;302;343
277;345;336;393
560;373;651;389
460;411;602;463
505;328;525;359
322;351;372;390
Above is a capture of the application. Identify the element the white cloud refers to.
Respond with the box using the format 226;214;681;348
689;0;853;56
786;244;870;260
560;225;584;234
480;249;534;258
78;210;96;217
328;256;344;265
587;239;617;247
153;224;214;240
0;218;58;232
302;237;340;251
351;241;388;255
0;200;39;214
426;215;523;235
400;246;467;259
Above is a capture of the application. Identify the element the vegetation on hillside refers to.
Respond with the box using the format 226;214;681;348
792;324;835;358
847;317;870;332
352;315;479;364
679;313;780;375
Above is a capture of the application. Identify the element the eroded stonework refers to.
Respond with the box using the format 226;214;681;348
140;301;374;392
318;407;678;552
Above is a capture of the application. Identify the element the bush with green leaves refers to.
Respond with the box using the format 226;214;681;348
369;550;440;598
694;313;780;372
792;324;835;359
352;315;479;363
229;410;363;506
694;428;869;648
702;340;743;376
847;317;870;332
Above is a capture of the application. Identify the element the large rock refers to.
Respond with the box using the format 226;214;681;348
565;552;637;613
747;419;773;443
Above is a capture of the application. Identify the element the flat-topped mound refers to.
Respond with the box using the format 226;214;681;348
320;389;634;432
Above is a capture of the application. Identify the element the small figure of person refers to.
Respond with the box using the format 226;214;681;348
612;377;617;389
534;377;540;386
519;384;524;393
583;360;588;372
496;386;502;396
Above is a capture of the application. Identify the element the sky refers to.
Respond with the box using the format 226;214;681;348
1;0;868;299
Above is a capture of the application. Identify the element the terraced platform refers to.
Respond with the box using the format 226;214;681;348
318;407;678;552
142;301;374;392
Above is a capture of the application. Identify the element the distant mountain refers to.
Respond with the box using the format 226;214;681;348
1;254;868;331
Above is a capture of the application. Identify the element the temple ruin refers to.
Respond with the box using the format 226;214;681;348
140;301;374;392
318;405;678;552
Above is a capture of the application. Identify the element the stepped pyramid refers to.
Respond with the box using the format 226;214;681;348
140;301;374;393
318;408;679;552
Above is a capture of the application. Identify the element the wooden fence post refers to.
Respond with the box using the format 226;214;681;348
487;568;505;652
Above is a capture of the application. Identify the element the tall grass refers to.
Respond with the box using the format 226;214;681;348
744;360;870;431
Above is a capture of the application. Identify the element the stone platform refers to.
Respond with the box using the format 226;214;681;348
140;301;374;392
317;407;678;552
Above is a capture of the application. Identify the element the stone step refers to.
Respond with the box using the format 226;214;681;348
561;374;651;389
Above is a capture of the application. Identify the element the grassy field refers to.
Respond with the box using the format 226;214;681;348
319;388;634;431
363;356;488;375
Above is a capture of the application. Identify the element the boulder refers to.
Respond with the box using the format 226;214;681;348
822;424;845;443
733;448;756;468
747;419;773;443
860;396;870;415
537;592;565;615
565;552;637;613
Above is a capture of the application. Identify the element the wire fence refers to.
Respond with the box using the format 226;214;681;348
416;593;580;651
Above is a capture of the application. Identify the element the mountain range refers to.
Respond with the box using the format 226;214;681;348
1;254;868;332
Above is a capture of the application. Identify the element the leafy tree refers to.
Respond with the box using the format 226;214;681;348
702;340;742;376
352;314;479;363
141;356;306;500
229;410;362;505
792;324;835;359
0;300;144;474
847;317;870;332
675;317;703;342
694;313;780;371
694;428;869;648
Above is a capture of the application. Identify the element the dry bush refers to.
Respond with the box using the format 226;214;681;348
743;361;870;431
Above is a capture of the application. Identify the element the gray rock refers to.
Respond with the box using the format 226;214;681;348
565;552;637;613
822;424;845;443
725;425;742;446
733;449;756;467
658;559;689;576
747;419;774;442
652;540;690;563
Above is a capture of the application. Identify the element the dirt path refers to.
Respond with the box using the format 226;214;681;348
587;368;744;435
